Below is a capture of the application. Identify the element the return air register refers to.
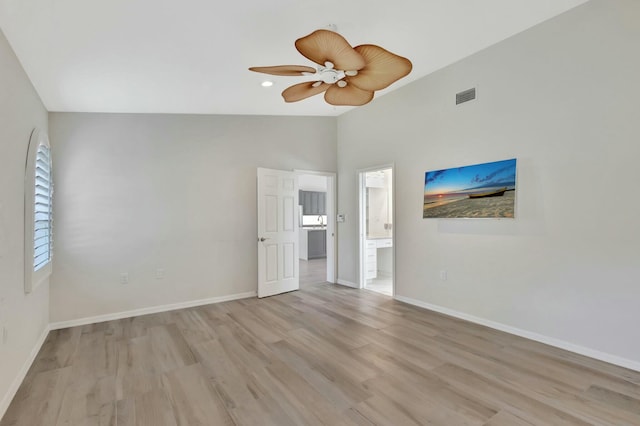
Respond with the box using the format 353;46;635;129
456;88;476;105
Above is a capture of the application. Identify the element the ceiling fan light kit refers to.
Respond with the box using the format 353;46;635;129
249;29;412;106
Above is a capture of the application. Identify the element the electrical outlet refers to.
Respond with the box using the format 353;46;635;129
120;273;129;285
155;268;165;280
439;270;448;281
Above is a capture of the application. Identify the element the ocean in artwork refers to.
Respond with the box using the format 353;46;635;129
423;159;517;219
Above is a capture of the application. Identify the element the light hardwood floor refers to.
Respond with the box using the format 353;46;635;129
299;258;327;288
3;284;640;425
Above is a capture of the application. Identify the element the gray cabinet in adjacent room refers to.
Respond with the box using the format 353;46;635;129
310;192;318;215
299;191;326;215
307;230;326;259
318;193;325;216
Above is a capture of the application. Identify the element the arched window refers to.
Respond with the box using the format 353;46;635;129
24;128;53;293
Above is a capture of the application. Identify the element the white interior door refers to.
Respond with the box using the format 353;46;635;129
257;168;299;298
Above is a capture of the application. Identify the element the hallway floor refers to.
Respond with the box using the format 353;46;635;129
299;257;326;288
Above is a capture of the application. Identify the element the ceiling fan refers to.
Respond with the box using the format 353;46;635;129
249;29;412;106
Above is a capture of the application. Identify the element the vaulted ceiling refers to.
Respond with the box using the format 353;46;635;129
0;0;588;116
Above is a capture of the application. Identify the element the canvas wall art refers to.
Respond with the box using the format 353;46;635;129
423;158;517;219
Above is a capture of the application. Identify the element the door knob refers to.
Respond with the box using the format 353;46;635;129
258;237;269;242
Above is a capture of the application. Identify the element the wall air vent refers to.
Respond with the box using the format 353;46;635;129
456;88;476;105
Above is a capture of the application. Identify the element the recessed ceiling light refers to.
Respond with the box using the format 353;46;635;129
261;81;273;87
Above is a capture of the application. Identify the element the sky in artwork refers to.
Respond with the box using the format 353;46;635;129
424;159;517;195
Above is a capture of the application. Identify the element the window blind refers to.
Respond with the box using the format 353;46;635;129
34;145;52;271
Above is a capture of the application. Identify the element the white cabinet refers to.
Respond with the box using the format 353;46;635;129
365;240;377;279
365;239;392;280
376;239;392;248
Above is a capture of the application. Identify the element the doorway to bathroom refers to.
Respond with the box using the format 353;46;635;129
359;166;394;296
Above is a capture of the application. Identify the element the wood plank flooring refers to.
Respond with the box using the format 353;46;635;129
3;284;640;425
299;258;327;288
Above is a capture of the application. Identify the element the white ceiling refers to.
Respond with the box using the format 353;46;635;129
0;0;588;116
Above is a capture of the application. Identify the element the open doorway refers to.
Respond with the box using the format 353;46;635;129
296;170;337;287
359;166;394;296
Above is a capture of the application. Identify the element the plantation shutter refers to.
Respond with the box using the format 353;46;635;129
33;144;52;271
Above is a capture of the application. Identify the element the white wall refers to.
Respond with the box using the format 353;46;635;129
0;29;49;414
337;0;640;365
49;113;336;323
298;174;327;192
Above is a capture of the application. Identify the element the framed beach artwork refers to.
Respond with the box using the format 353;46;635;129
423;158;517;219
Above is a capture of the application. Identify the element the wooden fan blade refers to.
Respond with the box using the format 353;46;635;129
347;45;412;91
282;81;329;103
249;65;317;76
295;30;366;71
324;84;374;106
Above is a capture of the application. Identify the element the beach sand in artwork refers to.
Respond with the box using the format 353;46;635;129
423;191;515;218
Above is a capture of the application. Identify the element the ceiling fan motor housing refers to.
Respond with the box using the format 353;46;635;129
317;67;345;84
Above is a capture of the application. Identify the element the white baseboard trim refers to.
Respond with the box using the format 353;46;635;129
394;295;640;373
337;279;359;289
0;324;50;420
49;291;257;331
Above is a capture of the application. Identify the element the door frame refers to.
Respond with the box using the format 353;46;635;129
358;164;395;296
294;169;337;284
